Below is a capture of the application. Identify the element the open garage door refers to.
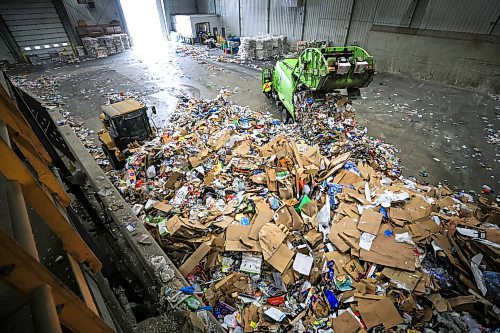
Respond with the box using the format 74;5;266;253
0;0;71;61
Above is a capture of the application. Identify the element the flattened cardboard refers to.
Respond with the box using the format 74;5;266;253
213;215;234;229
179;242;211;276
275;206;293;227
210;131;232;151
259;134;285;158
249;200;274;240
243;304;260;332
259;223;288;260
328;217;360;253
301;199;318;218
389;207;412;225
287;206;304;231
165;171;182;189
428;293;452;312
266;167;277;192
345;259;365;280
382;268;422;291
404;196;432;221
360;227;415;271
251;172;267;185
334;170;363;185
225;225;262;252
324;251;350;276
336;203;359;219
233;140;251;156
290;139;304;168
318;152;350;181
267;243;295;273
305;229;323;247
189;148;209;167
357;209;383;235
165;215;185;235
331;311;361;333
278;180;294;199
358;297;403;329
344;188;370;205
153;200;173;213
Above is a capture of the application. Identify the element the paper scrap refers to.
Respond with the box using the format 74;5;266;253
240;253;263;274
264;307;286;322
292;253;314;276
359;232;376;251
470;253;487;296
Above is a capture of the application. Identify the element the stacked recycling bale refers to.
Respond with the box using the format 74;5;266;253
82;37;99;57
97;35;116;55
119;33;131;49
239;35;287;61
239;37;256;61
112;34;125;53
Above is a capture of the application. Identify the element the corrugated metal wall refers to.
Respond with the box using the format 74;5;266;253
269;1;302;40
217;0;240;35
373;0;414;26
0;0;71;59
419;0;500;34
197;0;217;14
62;0;121;28
241;0;267;36
196;0;500;47
0;34;14;63
164;0;197;15
302;0;353;44
346;0;378;46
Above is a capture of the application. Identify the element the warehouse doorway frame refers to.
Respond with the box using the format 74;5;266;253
119;0;168;49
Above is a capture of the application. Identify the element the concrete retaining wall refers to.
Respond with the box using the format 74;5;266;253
366;25;500;94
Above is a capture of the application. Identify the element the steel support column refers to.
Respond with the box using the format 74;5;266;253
344;0;356;46
1;120;63;333
29;285;63;333
0;15;23;62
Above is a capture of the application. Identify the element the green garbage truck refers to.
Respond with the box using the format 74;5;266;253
262;45;374;122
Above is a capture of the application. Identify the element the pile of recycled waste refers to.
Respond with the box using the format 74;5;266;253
109;89;499;332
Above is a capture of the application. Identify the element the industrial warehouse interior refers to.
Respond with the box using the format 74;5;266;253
0;0;499;332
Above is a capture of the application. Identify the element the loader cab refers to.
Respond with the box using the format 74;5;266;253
98;99;154;169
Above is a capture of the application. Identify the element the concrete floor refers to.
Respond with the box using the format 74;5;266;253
10;43;499;194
